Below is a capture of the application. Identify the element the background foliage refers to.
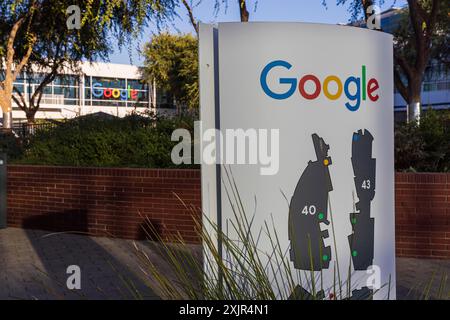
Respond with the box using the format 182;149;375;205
395;109;450;172
9;113;197;168
3;109;448;172
141;32;199;110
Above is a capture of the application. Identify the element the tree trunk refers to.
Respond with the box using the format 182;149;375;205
407;101;421;124
26;111;37;125
0;90;13;130
238;0;249;22
406;75;423;123
1;111;13;132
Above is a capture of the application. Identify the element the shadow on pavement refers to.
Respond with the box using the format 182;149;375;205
8;210;161;300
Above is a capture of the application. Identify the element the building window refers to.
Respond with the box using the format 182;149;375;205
86;76;149;108
9;69;152;110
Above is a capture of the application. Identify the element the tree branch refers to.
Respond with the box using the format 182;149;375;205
35;87;45;110
394;68;408;102
425;0;440;41
12;86;28;111
32;70;58;109
181;0;198;34
30;52;62;104
5;17;26;84
238;0;249;22
394;52;414;81
12;34;37;81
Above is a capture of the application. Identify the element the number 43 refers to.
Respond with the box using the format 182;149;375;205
361;180;371;190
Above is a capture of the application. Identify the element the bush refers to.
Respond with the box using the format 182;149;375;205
6;109;449;172
12;112;198;168
0;131;23;161
395;109;450;172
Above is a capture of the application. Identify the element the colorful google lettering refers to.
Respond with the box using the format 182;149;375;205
92;83;139;100
260;60;379;112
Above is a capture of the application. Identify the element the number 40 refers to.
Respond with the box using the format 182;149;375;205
302;205;316;215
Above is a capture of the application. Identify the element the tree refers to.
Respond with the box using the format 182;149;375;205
0;0;38;130
141;33;199;111
392;1;449;123
0;0;177;128
10;1;109;124
335;0;448;123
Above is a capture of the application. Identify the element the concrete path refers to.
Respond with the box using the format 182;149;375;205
0;228;160;299
396;257;450;300
0;227;448;300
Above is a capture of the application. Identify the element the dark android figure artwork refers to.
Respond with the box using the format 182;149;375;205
288;134;333;271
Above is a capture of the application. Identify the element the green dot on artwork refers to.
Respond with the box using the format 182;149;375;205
352;250;358;257
352;218;357;224
318;213;324;220
322;254;328;261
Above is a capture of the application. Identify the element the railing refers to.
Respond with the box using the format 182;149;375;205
12;121;58;138
38;94;66;105
12;93;66;106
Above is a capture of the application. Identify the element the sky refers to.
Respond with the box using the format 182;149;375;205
109;0;407;66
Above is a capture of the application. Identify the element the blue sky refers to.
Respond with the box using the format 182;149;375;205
109;0;407;65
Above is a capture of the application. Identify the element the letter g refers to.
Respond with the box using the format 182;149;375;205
92;83;104;98
260;60;297;100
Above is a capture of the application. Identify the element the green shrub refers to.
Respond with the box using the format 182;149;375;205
12;113;198;168
395;109;450;172
7;108;449;172
0;131;23;161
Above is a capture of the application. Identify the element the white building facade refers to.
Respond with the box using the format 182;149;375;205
2;62;175;121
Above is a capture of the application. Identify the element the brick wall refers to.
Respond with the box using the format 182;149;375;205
6;166;201;243
395;173;450;259
5;166;450;258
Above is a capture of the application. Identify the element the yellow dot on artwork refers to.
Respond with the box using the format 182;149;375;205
323;159;329;166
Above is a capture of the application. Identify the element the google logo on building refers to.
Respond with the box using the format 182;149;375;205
92;83;139;100
260;60;380;112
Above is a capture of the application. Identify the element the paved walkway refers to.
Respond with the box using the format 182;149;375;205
396;257;450;299
0;228;162;299
0;227;448;300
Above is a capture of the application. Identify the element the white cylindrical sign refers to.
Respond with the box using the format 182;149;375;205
199;22;395;300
